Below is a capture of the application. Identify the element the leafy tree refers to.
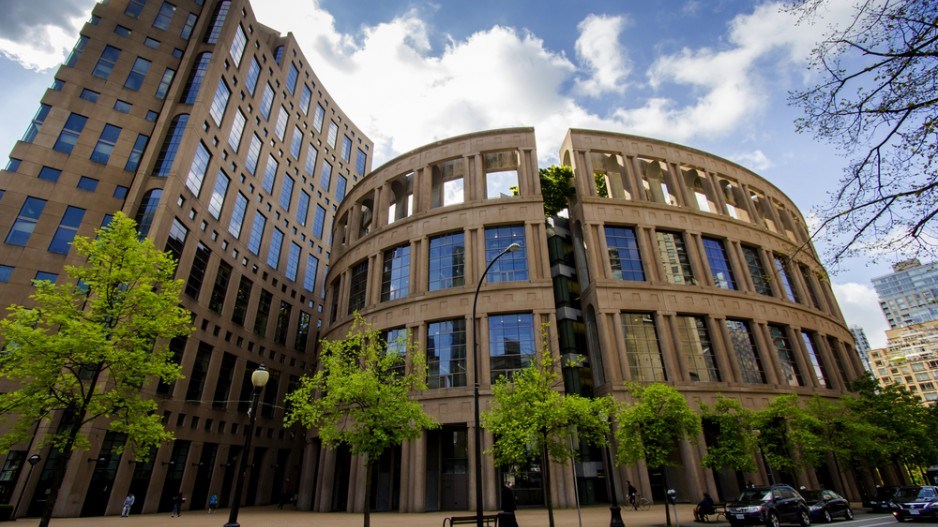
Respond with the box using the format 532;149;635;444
699;395;757;475
787;0;938;268
0;212;191;527
283;315;437;527
751;394;817;479
482;329;612;527
594;172;609;198
538;165;576;217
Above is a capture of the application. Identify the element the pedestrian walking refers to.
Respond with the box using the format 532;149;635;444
208;494;218;514
121;494;135;517
171;491;184;517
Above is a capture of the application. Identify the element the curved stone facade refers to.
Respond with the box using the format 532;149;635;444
319;127;863;513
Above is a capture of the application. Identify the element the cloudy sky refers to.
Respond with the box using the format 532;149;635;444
0;0;895;346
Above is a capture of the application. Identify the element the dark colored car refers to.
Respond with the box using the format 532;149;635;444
726;485;811;527
871;486;901;513
892;486;938;522
800;489;854;522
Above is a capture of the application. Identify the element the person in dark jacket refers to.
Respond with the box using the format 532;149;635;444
500;483;518;527
694;493;716;521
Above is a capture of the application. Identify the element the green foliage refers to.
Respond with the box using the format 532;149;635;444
614;383;701;468
699;395;757;473
0;212;191;458
752;394;821;474
284;314;438;462
538;165;575;217
594;172;609;198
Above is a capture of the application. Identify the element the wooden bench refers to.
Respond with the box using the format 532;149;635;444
699;504;727;523
443;515;499;527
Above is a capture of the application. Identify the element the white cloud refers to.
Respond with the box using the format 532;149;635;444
832;282;888;348
732;149;772;171
0;0;94;71
573;14;631;97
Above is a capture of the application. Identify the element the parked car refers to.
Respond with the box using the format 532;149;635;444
800;489;854;522
892;486;938;522
871;485;901;513
726;484;811;527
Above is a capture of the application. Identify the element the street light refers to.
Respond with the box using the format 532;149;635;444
471;241;521;527
224;364;270;527
12;454;41;520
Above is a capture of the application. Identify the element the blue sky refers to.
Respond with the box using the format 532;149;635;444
0;0;895;346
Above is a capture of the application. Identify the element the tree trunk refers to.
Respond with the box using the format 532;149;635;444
363;455;372;527
541;441;555;527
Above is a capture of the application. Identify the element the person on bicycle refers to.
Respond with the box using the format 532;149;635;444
627;481;638;510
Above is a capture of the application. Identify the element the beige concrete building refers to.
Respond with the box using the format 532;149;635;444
869;321;938;404
0;0;370;518
321;128;866;513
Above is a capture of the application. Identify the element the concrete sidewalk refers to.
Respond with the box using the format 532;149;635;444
12;503;711;527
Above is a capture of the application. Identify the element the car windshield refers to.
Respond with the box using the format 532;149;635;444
737;489;771;502
895;487;926;500
800;491;822;501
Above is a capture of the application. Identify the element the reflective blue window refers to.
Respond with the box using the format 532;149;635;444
203;0;229;43
312;205;325;239
341;136;352;162
38;166;61;182
209;78;230;126
246;133;262;175
304;145;317;176
774;255;800;302
90;124;122;164
146;110;158;122
336;176;347;201
247;211;266;255
22;104;50;143
6;197;47;246
427;319;466;388
229;25;247;66
428;232;465;291
34;272;58;284
356;148;367;175
287;64;299;95
185;141;211;195
246;57;260;95
262;154;277;194
123;57;151;91
290;125;302;159
327;121;338;149
124;133;149;173
49;206;86;254
154;67;175;100
114;186;128;199
180;12;197;40
145;37;160;49
381;245;410;301
80;89;100;102
296;190;310;226
300;84;311;114
153;2;176;30
114;25;131;37
125;0;146;17
65;35;88;67
6;158;21;171
77;176;98;191
274;106;288;140
605;226;644;281
320;161;332;191
286;242;301;281
485;225;527;282
726;320;766;384
303;254;319;292
313;103;324;132
53;113;88;154
228;109;246;152
208;169;230;220
260;83;274;120
181;52;212;104
92;45;120;79
0;265;12;283
154;114;189;176
228;192;248;238
113;99;132;113
279;175;294;211
133;189;161;237
703;237;736;290
267;228;284;269
489;313;536;383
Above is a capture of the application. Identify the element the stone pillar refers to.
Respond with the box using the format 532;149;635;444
297;440;319;510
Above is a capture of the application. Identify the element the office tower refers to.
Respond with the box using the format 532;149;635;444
872;259;938;328
849;325;873;372
868;320;938;404
0;0;370;517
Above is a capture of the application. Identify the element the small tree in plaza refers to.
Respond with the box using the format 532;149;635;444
0;212;191;527
482;329;613;527
283;315;437;527
699;395;758;479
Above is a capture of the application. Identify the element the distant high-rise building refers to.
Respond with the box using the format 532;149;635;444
872;259;938;328
850;325;873;372
868;321;938;404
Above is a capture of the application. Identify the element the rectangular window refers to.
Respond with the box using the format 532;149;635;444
427;319;466;388
38;166;61;182
123;57;151;91
290;125;302;159
769;325;803;387
341;135;352;162
313;103;325;132
185;342;212;401
153;2;176;30
489;313;536;383
247;211;266;255
286;64;299;94
154;67;175;100
725;320;766;384
208;169;229;219
295;311;311;352
742;245;772;295
274;106;288;141
300;84;312;114
246;57;260;95
484;150;519;199
34;271;58;284
774;255;800;303
275;301;292;344
430;159;464;208
260;83;274;120
186;142;211;196
114;25;132;37
77;176;98;191
703;237;736;290
262;154;277;194
312;205;326;239
53;113;87;154
279;175;294;211
209;79;230;126
246;133;262;175
305;145;318;176
605;226;645;281
656;231;695;285
799;264;824;309
228;192;248;238
185;242;211;299
267;228;284;269
90;124;122;164
485;225;527;282
303;254;319;293
356;148;367;175
801;331;831;388
676;316;719;382
92;45;121;79
231;276;252;325
144;37;160;49
212;352;237;408
320;161;332;191
327;120;338;149
208;260;232;313
336;176;347;201
113;99;132;113
229;25;247;66
621;313;666;381
428;232;465;291
254;289;273;336
48;206;86;254
65;35;88;67
228;109;246;152
124;133;149;173
80;88;100;102
164;218;187;261
6;158;21;171
0;265;12;283
125;0;146;17
347;260;368;314
286;242;301;281
381;245;410;301
296;190;310;226
22;104;50;143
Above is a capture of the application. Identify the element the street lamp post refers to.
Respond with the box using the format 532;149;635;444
471;242;521;527
12;454;41;520
224;364;269;527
